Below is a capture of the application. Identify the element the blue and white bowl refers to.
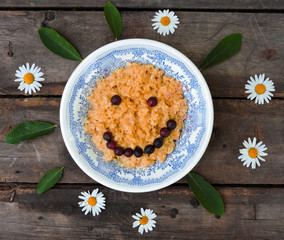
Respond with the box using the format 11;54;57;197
60;39;213;193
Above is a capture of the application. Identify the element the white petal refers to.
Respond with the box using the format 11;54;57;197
168;11;174;18
138;225;144;234
84;209;90;215
15;70;24;78
18;82;26;91
34;81;42;87
79;201;87;207
30;63;35;73
24;85;29;94
30;85;36;93
132;215;140;221
251;161;256;169
149;213;157;219
144;226;149;233
82;191;90;197
255;158;261;167
19;65;26;74
26;63;31;72
169;26;175;34
15;78;23;82
258;155;266;161
35;72;44;79
92;206;98;216
91;189;99;196
133;221;140;228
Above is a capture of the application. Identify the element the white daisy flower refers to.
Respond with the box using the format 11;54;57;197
78;189;106;216
238;137;268;169
15;63;45;95
152;9;179;36
132;208;157;234
245;73;275;104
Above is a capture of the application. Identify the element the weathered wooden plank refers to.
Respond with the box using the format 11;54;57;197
0;98;283;184
0;0;283;10
0;186;283;239
0;11;283;97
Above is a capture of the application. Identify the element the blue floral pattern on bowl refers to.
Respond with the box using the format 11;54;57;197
60;39;213;192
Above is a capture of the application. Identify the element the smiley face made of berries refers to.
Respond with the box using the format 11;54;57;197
85;62;188;168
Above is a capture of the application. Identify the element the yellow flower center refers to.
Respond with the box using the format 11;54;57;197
255;84;266;94
248;148;258;158
161;16;171;26
140;216;149;225
88;196;97;206
23;73;35;84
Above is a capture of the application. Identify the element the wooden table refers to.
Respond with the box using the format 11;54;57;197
1;1;284;239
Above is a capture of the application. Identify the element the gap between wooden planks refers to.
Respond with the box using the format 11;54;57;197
0;0;284;10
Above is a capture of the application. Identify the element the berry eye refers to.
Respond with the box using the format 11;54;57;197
147;97;158;107
111;95;121;105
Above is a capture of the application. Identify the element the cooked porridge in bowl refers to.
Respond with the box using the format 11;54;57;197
85;62;188;168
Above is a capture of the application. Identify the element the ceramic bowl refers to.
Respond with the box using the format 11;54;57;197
60;39;213;193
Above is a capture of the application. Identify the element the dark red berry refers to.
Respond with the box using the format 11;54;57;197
134;147;143;158
124;148;134;157
154;137;163;148
107;141;116;149
144;145;155;154
167;119;177;130
103;132;112;141
111;95;121;105
160;127;170;138
114;147;124;156
147;97;158;107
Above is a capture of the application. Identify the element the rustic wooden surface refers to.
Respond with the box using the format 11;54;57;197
0;185;283;239
0;1;283;239
1;11;284;97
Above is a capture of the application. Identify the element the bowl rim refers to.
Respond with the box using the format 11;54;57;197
60;38;214;193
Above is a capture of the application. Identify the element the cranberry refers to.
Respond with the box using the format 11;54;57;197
160;127;170;138
103;132;112;141
124;148;134;157
111;95;121;105
144;145;155;154
134;147;143;158
154;137;163;148
107;141;116;149
114;147;124;156
167;119;177;130
147;97;158;107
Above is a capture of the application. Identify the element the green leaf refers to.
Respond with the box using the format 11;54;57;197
37;167;64;194
104;1;122;40
200;33;242;70
38;28;82;61
187;173;225;215
5;121;57;144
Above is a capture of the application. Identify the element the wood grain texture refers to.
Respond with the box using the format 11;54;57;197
0;185;283;239
0;11;283;97
0;0;283;10
1;98;283;184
